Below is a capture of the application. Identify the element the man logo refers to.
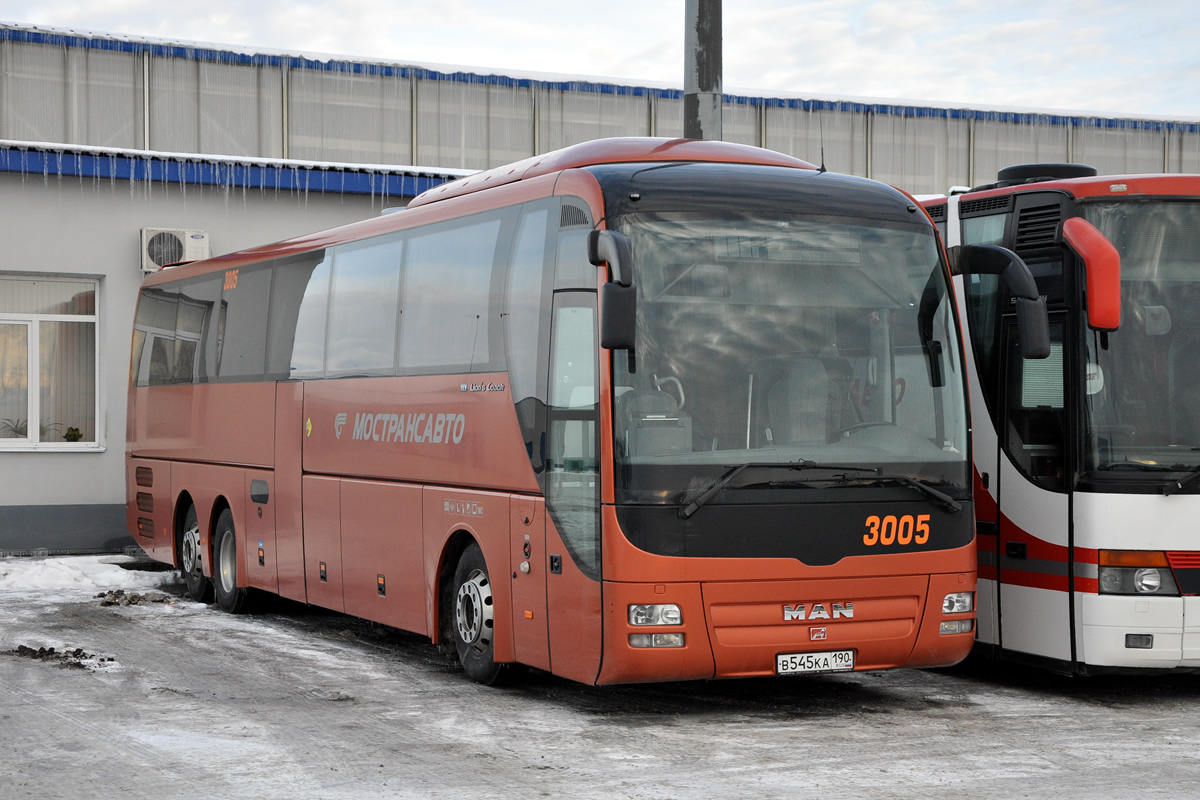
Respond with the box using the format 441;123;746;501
334;413;348;440
783;603;854;621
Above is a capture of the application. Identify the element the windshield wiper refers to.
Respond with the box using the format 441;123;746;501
801;473;962;513
678;460;881;519
1164;465;1200;496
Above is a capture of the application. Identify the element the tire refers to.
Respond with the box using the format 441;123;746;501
212;509;251;614
451;542;522;685
179;506;213;603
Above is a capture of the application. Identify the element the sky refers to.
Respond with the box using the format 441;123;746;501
0;1;1197;119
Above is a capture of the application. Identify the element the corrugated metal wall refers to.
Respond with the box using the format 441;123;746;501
2;26;1198;195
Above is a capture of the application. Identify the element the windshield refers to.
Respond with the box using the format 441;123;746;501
610;211;969;504
1081;200;1200;478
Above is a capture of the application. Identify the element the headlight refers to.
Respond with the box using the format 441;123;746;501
1098;551;1179;596
628;604;682;626
942;592;974;614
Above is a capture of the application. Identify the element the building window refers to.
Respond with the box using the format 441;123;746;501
0;277;100;449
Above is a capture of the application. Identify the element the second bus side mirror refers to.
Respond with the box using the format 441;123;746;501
589;230;636;351
1061;217;1121;332
952;244;1052;360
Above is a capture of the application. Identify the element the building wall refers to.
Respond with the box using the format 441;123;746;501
3;25;1198;196
0;167;413;554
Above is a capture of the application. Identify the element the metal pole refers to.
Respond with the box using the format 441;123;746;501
684;0;722;140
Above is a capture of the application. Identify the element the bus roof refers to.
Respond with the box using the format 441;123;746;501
141;138;820;286
406;137;817;208
934;173;1200;204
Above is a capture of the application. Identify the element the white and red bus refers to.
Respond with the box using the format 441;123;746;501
924;164;1200;673
127;137;984;685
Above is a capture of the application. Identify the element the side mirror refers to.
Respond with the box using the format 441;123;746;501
588;229;633;286
600;283;636;350
589;229;637;350
953;244;1051;359
1061;217;1120;332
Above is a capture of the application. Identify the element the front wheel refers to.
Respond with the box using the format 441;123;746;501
179;506;213;603
212;509;250;614
452;543;522;685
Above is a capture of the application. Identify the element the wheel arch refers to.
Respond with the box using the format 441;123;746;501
434;529;477;647
207;495;233;579
172;490;197;569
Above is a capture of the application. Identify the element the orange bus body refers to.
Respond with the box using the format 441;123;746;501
127;138;976;685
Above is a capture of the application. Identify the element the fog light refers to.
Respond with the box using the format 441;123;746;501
1134;568;1162;594
629;633;685;648
1099;567;1124;594
628;604;682;626
942;592;974;614
940;619;974;635
1125;634;1154;649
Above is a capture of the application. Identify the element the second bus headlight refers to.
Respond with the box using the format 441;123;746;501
628;604;682;626
1098;551;1180;596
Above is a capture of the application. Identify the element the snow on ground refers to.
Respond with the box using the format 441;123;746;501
0;555;173;600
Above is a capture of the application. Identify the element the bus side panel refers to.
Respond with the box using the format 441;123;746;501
302;475;343;612
301;376;538;494
170;461;247;580
243;468;277;594
423;488;515;663
129;383;276;467
341;480;426;636
126;457;175;564
274;382;307;602
510;496;551;672
546;516;603;684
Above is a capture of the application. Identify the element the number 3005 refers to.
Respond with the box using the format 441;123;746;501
863;514;930;546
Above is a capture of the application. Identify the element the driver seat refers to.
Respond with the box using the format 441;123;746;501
766;358;829;445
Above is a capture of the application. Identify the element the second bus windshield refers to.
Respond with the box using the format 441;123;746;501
610;210;968;504
1082;200;1200;477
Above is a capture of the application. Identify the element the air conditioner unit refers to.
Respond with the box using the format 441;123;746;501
140;228;210;273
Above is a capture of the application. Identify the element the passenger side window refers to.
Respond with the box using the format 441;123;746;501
287;254;332;377
326;235;403;375
217;263;273;380
400;215;501;373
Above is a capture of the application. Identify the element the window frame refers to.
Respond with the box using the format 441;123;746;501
0;274;103;452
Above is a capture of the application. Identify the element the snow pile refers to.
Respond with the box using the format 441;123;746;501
0;555;172;599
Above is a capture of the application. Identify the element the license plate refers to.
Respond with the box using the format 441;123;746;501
776;649;855;675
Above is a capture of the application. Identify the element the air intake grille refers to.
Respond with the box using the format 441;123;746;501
1015;204;1062;254
926;204;946;221
560;204;590;228
959;196;1012;216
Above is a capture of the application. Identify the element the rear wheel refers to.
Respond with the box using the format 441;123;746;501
452;542;522;685
179;506;212;603
213;509;250;614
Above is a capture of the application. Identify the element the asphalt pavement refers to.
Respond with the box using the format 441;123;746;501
2;556;1200;799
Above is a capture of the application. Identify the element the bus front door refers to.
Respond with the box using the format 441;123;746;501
997;317;1072;667
543;292;603;683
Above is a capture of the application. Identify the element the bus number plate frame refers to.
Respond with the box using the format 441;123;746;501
776;649;855;675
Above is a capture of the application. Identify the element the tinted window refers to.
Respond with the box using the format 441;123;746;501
268;252;329;379
326;235;402;375
400;215;501;372
133;277;220;386
217;264;272;380
178;275;222;382
555;228;595;289
507;205;551;404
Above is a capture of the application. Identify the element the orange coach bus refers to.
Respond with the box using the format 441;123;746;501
127;137;993;685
